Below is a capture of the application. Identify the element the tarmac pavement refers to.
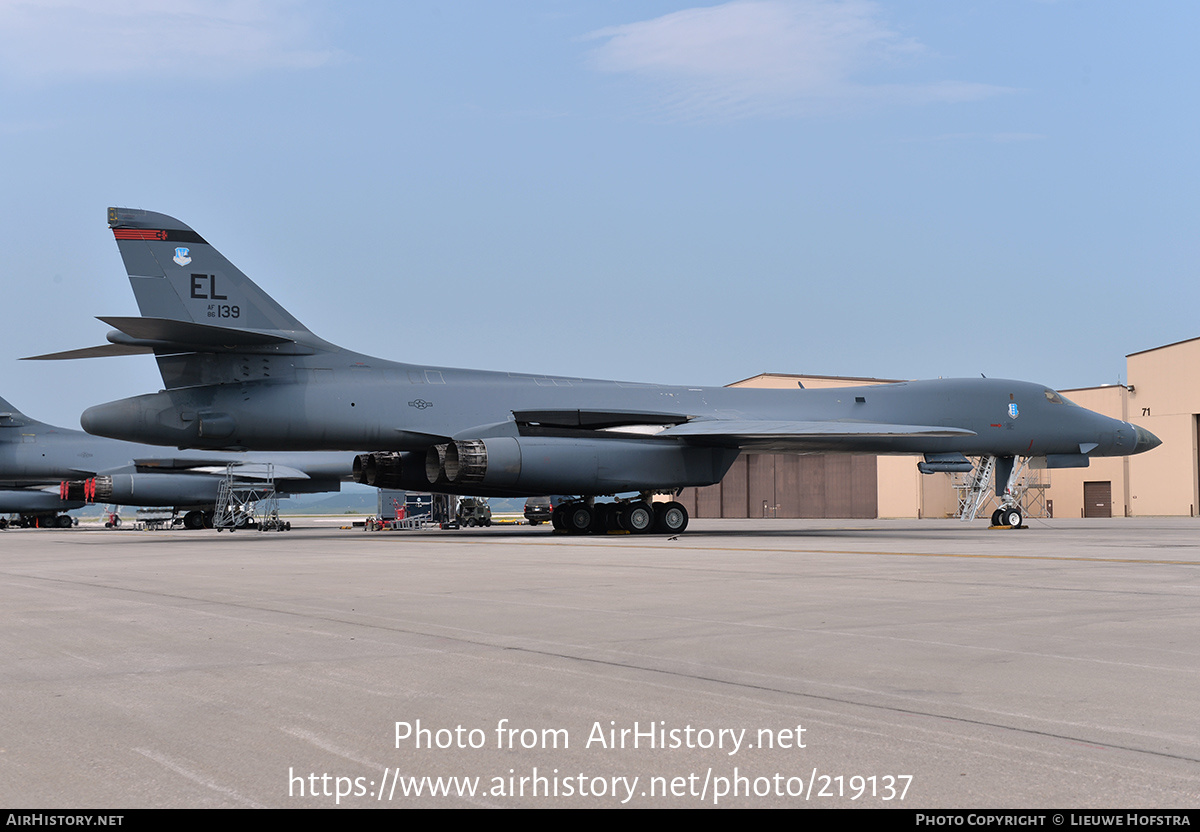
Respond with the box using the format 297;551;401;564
1;517;1198;808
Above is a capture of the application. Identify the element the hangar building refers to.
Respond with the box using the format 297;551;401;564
677;337;1191;520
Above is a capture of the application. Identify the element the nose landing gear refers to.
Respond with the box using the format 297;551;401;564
990;456;1026;529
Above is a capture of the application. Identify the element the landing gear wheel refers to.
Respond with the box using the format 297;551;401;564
595;503;620;533
588;499;614;533
565;504;594;534
56;514;73;528
999;507;1023;528
551;505;566;530
183;511;206;530
990;508;1004;526
621;502;655;534
655;502;689;534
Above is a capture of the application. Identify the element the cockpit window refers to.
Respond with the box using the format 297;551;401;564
1044;389;1078;406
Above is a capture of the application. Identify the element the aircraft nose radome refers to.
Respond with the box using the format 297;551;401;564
1133;424;1162;454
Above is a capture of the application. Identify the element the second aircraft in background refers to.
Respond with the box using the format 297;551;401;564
0;393;351;529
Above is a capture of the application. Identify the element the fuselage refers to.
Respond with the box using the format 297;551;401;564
68;205;1162;500
79;345;1151;462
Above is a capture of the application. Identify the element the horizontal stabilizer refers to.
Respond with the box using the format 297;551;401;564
99;316;297;348
23;317;307;361
23;343;154;361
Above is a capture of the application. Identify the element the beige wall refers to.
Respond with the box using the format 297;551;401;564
875;455;921;518
1131;417;1195;516
1043;385;1130;517
1125;340;1200;516
1022;339;1200;518
1040;340;1200;517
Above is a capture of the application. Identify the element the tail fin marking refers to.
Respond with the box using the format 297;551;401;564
107;207;312;335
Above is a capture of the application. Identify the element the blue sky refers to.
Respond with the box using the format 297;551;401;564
2;1;1196;427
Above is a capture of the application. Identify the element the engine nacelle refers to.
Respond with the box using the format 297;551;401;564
437;436;738;495
425;444;450;485
353;452;427;490
72;474;224;507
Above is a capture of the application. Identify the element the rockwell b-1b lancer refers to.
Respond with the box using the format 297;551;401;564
29;208;1161;534
0;393;352;529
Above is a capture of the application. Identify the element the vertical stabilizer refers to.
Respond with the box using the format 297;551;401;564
107;207;312;335
0;394;24;416
0;395;43;429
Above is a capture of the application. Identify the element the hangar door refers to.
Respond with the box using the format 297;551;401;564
680;453;877;519
1083;481;1112;518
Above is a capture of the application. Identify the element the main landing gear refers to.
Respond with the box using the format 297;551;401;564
6;514;74;529
182;510;214;530
551;496;689;535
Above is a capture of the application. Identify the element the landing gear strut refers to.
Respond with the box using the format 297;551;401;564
991;456;1025;529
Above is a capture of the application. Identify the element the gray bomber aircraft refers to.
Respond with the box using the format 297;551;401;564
0;393;351;529
30;207;1161;534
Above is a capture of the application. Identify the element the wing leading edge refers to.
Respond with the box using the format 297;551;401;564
659;419;977;453
660;420;975;439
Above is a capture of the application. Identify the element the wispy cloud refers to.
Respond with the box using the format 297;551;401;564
0;0;341;84
585;0;1009;120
